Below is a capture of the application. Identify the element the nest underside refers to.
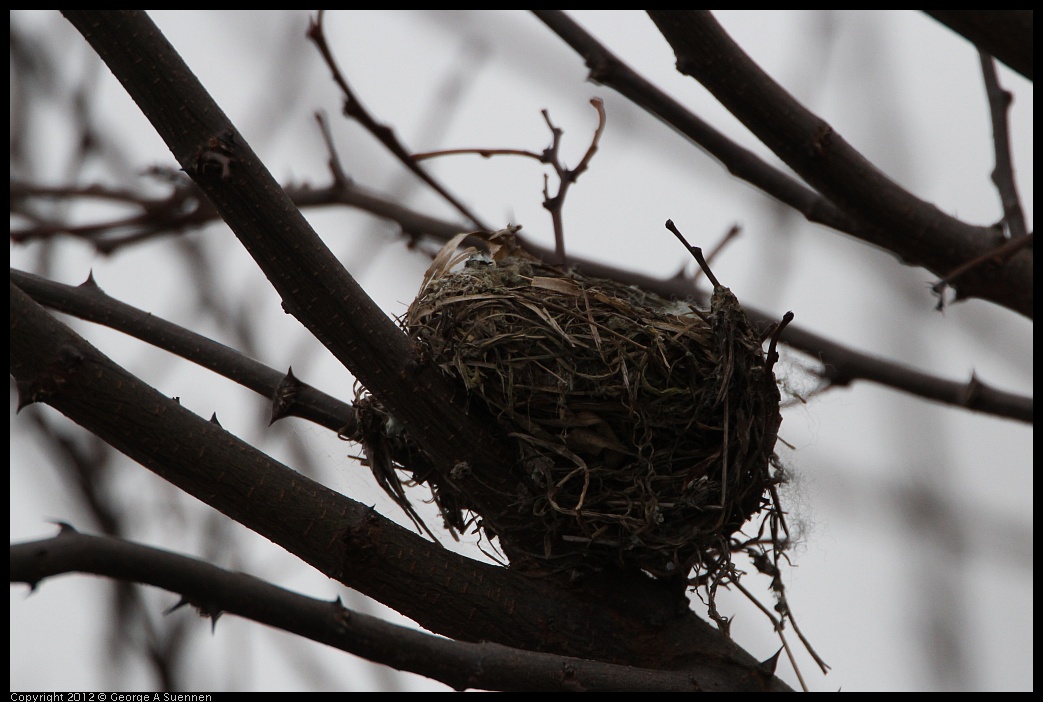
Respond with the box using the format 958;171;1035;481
358;256;783;580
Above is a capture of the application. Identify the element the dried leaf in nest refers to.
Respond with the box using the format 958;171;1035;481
355;237;785;581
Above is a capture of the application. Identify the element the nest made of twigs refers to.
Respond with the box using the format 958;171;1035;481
355;234;784;580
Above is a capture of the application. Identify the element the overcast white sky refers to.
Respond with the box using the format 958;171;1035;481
11;10;1032;691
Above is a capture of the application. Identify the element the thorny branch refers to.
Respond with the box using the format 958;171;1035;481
9;268;358;436
11;527;706;692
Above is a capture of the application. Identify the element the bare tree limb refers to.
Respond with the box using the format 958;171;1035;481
978;52;1029;240
645;10;1031;318
11;177;1032;424
923;10;1033;81
60;10;528;534
9;281;790;691
307;10;489;231
9;268;357;435
10;527;709;692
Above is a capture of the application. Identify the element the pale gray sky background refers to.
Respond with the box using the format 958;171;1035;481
11;10;1032;691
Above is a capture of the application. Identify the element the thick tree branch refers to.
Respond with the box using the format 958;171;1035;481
60;10;527;533
532;10;872;239
923;10;1033;81
11;527;708;692
645;10;1031;319
9;281;790;690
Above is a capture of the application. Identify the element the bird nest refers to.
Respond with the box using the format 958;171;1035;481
354;233;785;581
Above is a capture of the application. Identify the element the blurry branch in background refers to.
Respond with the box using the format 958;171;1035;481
535;10;1032;319
306;9;488;232
11;527;703;692
10;177;209;253
11;173;1031;423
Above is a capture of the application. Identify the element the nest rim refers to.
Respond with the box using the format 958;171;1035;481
356;245;786;582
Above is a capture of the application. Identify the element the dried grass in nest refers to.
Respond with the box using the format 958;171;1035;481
355;236;785;581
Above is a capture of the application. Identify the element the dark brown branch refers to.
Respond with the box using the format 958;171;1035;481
12;176;1032;424
762;310;1033;423
531;11;874;241
306;10;488;231
9;282;789;690
665;218;722;288
61;10;525;531
645;11;1031;319
9;268;356;435
923;10;1033;81
978;52;1029;239
10;528;704;692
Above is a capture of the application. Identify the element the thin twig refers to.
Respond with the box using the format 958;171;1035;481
978;51;1028;240
411;98;608;266
544;97;607;264
664;218;720;288
307;11;488;230
314;111;352;189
